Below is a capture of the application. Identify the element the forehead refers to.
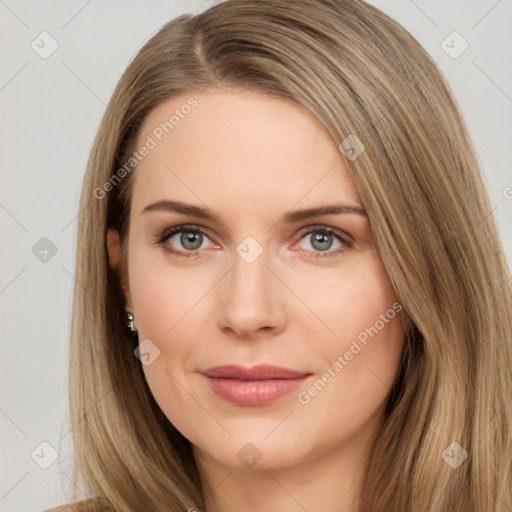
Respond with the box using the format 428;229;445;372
130;88;361;216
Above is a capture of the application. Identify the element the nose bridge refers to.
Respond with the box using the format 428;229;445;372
232;240;269;294
230;236;272;306
218;235;283;335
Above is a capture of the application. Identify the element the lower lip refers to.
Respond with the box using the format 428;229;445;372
203;375;311;406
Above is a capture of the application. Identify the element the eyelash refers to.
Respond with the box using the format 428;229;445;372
152;224;354;260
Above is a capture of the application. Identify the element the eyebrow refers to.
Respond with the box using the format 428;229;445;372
141;200;367;224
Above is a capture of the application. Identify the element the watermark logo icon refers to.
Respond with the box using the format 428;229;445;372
31;441;58;469
236;236;263;264
441;442;468;469
32;237;58;263
338;134;365;161
134;338;161;366
441;31;469;59
237;442;262;468
31;32;59;59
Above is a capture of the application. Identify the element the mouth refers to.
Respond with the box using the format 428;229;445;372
200;364;313;406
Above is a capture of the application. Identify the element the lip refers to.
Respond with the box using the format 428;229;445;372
201;364;313;406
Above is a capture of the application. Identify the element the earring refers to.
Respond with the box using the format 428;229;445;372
125;310;137;333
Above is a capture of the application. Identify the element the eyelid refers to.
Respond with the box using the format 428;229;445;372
295;223;353;243
158;223;216;241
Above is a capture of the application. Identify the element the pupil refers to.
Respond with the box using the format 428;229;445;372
312;232;332;251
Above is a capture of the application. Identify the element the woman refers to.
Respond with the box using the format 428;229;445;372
50;0;512;510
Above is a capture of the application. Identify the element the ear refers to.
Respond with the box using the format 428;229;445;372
107;228;132;309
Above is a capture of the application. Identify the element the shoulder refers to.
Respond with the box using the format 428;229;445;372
43;497;112;512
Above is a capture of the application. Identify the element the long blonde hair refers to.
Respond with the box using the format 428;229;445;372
52;0;512;510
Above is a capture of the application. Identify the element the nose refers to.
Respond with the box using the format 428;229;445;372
216;243;286;340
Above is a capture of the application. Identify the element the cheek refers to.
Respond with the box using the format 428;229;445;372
127;248;214;403
304;254;405;406
305;253;403;350
128;247;209;342
127;254;207;431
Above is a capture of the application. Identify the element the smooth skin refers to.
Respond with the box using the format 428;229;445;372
108;88;406;512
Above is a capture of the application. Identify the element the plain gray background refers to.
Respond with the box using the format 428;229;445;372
1;1;511;510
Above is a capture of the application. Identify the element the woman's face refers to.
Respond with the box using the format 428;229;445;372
108;88;405;472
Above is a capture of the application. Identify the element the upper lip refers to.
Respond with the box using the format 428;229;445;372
201;364;311;380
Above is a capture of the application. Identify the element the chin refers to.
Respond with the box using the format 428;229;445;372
192;428;312;472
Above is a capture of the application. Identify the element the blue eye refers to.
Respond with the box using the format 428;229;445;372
155;224;214;257
295;226;352;259
153;224;353;259
170;230;208;251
